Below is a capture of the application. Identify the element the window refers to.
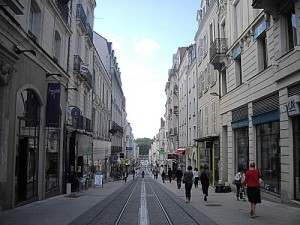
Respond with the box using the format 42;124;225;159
235;127;249;170
257;121;280;194
200;72;204;93
204;35;208;55
220;70;227;95
257;33;268;72
235;56;242;87
54;31;61;63
233;0;241;39
211;101;216;134
210;22;214;45
198;108;203;137
45;129;60;191
28;1;41;41
287;11;297;51
204;104;209;135
198;39;204;64
293;117;300;200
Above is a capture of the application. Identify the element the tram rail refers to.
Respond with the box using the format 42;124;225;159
70;173;217;225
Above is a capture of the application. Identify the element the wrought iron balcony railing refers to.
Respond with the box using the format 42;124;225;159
55;0;69;24
252;0;291;15
73;55;82;73
86;23;93;43
76;4;87;30
209;38;227;62
86;71;93;88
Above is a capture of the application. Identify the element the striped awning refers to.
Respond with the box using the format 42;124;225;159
174;148;185;155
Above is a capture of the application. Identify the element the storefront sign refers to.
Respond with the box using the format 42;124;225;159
231;118;249;129
232;46;242;59
286;95;300;116
254;21;267;39
46;83;61;127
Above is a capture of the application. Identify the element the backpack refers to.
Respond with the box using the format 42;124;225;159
234;172;242;184
200;170;208;180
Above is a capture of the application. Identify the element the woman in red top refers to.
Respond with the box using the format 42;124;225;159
243;162;261;218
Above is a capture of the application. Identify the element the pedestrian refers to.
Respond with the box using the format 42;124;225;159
183;165;193;203
193;168;199;188
161;170;166;183
155;170;159;179
142;170;145;178
199;163;210;201
234;167;243;201
132;169;135;179
123;171;128;183
167;168;173;183
175;167;183;189
243;162;261;218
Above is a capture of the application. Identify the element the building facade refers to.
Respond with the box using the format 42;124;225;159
0;0;72;210
218;0;300;204
0;0;131;211
93;32;112;179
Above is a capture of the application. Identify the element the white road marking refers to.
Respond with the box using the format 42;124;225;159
139;179;149;225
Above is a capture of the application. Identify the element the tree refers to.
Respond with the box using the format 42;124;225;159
136;138;153;156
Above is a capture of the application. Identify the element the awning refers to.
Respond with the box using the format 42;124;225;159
174;148;185;155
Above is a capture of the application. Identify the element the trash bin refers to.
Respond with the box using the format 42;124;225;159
78;177;85;192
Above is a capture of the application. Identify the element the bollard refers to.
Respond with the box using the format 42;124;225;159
66;183;71;195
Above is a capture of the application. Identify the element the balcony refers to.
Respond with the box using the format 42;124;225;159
55;0;69;25
252;0;292;15
76;4;87;31
73;55;82;73
85;71;93;88
2;0;23;15
73;55;93;88
209;38;227;71
85;23;93;47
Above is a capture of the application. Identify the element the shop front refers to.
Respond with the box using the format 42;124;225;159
253;94;280;195
286;89;300;201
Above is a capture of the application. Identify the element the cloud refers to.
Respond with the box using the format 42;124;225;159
132;38;160;58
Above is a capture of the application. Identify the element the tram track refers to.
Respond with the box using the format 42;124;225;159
70;174;217;225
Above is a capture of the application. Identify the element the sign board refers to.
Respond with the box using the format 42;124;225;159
71;107;81;119
286;95;300;116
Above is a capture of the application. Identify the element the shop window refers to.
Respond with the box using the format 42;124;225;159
45;129;60;191
293;117;300;200
257;121;280;194
235;127;249;170
15;90;40;203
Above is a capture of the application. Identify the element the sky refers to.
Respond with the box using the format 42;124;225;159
94;0;201;139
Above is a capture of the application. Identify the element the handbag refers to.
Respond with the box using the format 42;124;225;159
182;177;186;183
259;178;264;188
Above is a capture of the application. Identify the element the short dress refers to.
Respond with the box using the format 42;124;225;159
244;169;261;204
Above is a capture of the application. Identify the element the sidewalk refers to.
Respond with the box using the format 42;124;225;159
1;175;300;225
157;176;300;225
0;179;127;225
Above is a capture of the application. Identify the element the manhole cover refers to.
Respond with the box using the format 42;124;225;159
205;204;222;207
